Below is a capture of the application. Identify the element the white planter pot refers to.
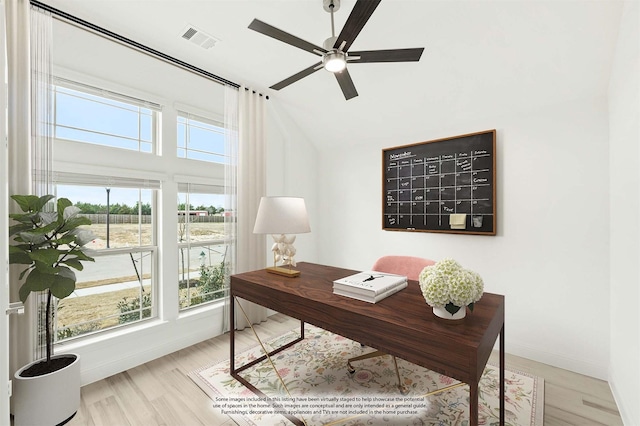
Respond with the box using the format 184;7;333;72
433;305;466;321
12;354;80;426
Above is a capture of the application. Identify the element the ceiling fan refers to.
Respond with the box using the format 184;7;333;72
248;0;424;100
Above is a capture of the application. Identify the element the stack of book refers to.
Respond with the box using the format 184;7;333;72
333;271;408;303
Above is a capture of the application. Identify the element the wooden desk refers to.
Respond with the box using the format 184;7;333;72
230;262;505;426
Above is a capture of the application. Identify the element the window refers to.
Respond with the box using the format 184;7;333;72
52;176;159;341
177;112;225;163
177;184;228;309
46;72;233;356
53;79;159;153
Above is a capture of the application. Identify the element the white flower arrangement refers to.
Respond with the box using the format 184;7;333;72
418;258;484;315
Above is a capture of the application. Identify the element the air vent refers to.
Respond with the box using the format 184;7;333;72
180;25;220;49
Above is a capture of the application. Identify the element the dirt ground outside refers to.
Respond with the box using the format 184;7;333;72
55;222;228;340
84;222;226;249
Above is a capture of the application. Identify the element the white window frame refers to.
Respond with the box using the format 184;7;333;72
50;173;160;344
176;110;226;163
53;77;161;154
177;182;229;310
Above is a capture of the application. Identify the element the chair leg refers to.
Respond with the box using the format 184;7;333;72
347;350;386;374
347;350;408;394
391;356;408;395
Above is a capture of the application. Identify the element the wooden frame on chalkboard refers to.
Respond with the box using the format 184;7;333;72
382;129;496;235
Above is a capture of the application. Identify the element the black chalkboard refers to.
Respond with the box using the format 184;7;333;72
382;130;496;235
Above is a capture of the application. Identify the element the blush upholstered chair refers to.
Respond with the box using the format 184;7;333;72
347;255;436;393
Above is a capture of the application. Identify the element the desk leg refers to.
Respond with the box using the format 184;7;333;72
500;323;505;425
230;293;235;375
470;381;478;425
229;297;306;426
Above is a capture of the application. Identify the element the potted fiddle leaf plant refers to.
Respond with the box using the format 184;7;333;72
9;194;96;426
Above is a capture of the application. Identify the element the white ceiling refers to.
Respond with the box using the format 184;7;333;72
42;0;624;149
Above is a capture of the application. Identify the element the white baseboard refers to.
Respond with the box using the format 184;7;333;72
507;340;608;380
608;362;639;425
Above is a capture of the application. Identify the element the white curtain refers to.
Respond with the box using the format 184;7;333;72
223;85;238;332
230;87;268;330
31;6;53;198
6;0;34;377
30;6;53;362
6;1;53;373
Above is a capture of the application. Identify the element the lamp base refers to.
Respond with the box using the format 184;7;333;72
265;266;300;277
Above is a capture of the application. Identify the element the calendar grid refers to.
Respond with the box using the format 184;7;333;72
383;130;495;234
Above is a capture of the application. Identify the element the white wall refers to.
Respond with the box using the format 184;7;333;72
608;1;639;424
316;96;611;380
265;99;319;265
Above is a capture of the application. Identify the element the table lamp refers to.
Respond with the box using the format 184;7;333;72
253;196;311;277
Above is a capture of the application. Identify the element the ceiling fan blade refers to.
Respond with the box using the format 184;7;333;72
270;62;323;90
349;48;424;63
335;68;358;100
333;0;382;52
249;19;326;56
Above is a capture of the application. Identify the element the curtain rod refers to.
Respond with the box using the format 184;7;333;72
30;0;244;90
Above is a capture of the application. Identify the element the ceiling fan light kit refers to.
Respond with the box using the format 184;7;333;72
249;0;424;100
323;50;346;72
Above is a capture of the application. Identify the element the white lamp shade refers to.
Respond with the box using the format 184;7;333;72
253;196;311;235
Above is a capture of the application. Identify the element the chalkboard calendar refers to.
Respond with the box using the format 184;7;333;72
383;130;496;235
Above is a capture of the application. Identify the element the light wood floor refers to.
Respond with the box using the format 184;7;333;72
65;313;622;426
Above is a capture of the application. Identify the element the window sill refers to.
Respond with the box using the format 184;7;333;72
178;298;227;320
56;317;168;353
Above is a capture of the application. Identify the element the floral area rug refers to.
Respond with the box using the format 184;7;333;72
190;325;543;426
